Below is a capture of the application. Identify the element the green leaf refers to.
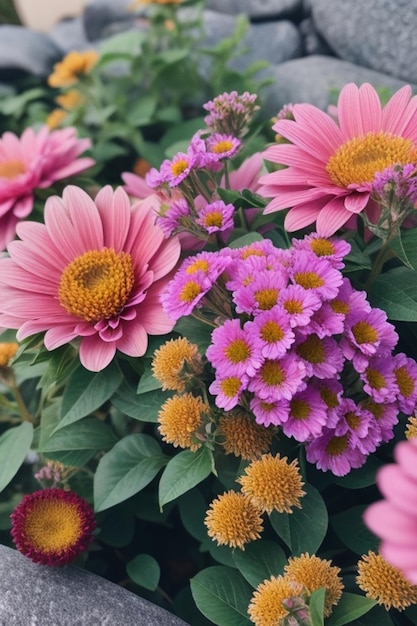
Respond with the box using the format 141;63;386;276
126;94;158;126
190;566;253;626
137;367;162;394
37;418;118;453
159;447;213;509
333;455;382;489
367;267;417;321
112;382;171;422
0;423;33;492
178;488;209;543
233;540;287;588
229;232;264;249
391;230;417;271
174;316;213;353
97;29;145;59
326;593;377;626
58;361;123;430
331;505;379;555
126;554;160;591
94;433;167;512
309;587;325;626
269;483;328;555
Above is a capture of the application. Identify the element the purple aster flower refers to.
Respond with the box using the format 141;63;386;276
206;319;263;378
359;396;399;443
225;253;288;293
206;133;241;161
310;377;343;417
291;234;351;270
360;355;399;404
330;398;382;454
233;269;288;315
250;396;290;427
294;333;345;379
299;301;345;338
289;251;343;301
247;353;306;402
156;198;191;237
203;91;259;137
159;151;196;187
282;386;328;442
209;374;249;410
145;166;166;188
392;352;417;414
340;307;398;373
372;163;417;205
161;271;211;321
278;284;322;328
244;308;295;360
196;200;235;234
305;429;367;476
181;250;233;282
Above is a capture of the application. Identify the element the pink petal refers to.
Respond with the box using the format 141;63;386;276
395;439;417;479
79;335;116;372
344;191;370;214
364;500;417;542
377;464;417;516
283;204;322;231
116;320;148;357
94;185;131;251
315;198;352;235
44;325;79;350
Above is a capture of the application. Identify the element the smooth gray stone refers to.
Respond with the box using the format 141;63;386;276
310;0;417;84
260;55;415;117
83;0;135;41
0;544;189;626
204;0;303;19
0;25;61;77
48;17;91;54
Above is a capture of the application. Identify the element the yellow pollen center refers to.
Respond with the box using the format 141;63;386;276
345;411;360;429
24;500;83;553
319;387;339;409
224;339;251;363
185;259;210;274
255;288;279;310
212;140;234;154
220;377;241;397
284;298;303;314
260;360;285;386
352;321;379;344
310;239;336;256
241;249;264;259
0;159;26;180
363;399;383;420
58;248;134;322
294;272;324;289
179;281;202;303
296;334;325;363
290;399;310;420
204;211;223;227
326;131;417;187
326;434;349;456
330;299;350;315
395;366;415;398
260;320;285;343
366;367;386;390
171;159;189;177
260;401;275;412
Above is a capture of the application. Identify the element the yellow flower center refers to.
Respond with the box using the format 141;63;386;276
395;365;415;398
220;377;241;397
293;271;324;289
185;259;210;274
24;499;83;553
260;401;275;412
260;320;285;343
224;339;250;363
255;288;279;310
326;434;349;456
326;131;417;187
179;280;202;303
58;248;134;322
260;360;285;386
241;248;264;259
362;398;383;420
212;140;234;154
319;386;339;409
296;334;325;363
283;298;303;314
0;159;26;180
330;299;350;315
203;211;223;228
171;159;189;177
352;321;379;344
0;342;19;367
345;411;360;430
310;239;336;256
290;399;310;420
365;367;386;390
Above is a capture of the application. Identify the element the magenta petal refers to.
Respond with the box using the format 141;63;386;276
395;439;417;480
79;335;116;372
116;321;148;357
364;500;417;542
315;199;352;236
44;325;79;350
377;464;417;516
344;191;370;214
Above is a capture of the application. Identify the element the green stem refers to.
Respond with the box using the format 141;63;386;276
10;378;36;425
363;241;394;291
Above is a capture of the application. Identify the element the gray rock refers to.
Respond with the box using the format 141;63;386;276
83;0;136;41
310;0;417;84
48;17;90;54
0;544;189;626
204;0;303;19
260;55;415;117
298;17;333;56
0;25;61;77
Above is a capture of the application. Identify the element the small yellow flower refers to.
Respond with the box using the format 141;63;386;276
238;454;305;514
48;50;99;88
55;90;84;110
0;342;18;367
152;337;202;391
285;553;344;617
204;490;263;550
356;551;417;610
216;410;275;461
406;415;417;439
158;393;209;451
46;109;67;130
248;576;303;626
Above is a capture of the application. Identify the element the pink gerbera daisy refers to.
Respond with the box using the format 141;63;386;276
0;125;94;251
0;185;180;371
259;83;417;236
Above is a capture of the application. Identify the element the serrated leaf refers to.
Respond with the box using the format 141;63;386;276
159;447;213;509
0;423;33;492
126;554;160;591
326;593;377;626
94;434;167;512
190;566;253;626
233;540;287;588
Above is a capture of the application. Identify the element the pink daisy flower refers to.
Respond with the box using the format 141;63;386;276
209;374;249;411
161;270;211;321
306;428;367;476
248;353;306;402
0;125;94;251
250;396;290;427
206;319;263;378
330;397;382;454
298;301;345;338
364;438;417;584
0;185;180;371
244;308;294;360
277;283;322;328
392;352;417;414
206;133;241;161
310;377;343;417
360;355;398;404
294;333;345;379
289;252;343;302
259;82;417;236
359;396;399;443
233;269;288;315
196;200;235;234
291;233;351;269
282;386;328;442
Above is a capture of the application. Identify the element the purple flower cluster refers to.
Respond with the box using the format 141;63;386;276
162;234;417;476
203;91;259;138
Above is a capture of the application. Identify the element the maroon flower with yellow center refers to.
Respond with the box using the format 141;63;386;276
10;488;96;566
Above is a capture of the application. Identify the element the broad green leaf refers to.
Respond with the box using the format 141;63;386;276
112;382;171;422
137;367;162;394
190;566;253;626
159;447;213;509
127;554;160;591
97;29;145;59
174;317;213;353
233;540;287;588
367;267;417;321
331;505;379;555
391;230;417;271
270;483;328;555
326;593;377;626
58;361;123;430
0;423;33;492
333;455;382;489
229;232;264;249
309;587;325;626
126;94;157;126
37;418;118;453
94;433;167;512
178;488;209;543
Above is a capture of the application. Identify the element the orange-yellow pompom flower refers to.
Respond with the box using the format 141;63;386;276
248;576;303;626
158;393;210;451
204;490;264;550
48;50;99;88
216;410;275;461
152;337;202;391
0;341;18;367
356;551;417;610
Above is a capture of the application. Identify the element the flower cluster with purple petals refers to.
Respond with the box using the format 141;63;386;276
162;233;417;476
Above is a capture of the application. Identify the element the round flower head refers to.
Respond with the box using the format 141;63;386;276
248;576;303;626
289;252;343;301
406;415;417;440
216;410;275;460
0;341;18;367
209;374;249;411
392;352;417;414
244;308;295;360
0;185;180;371
291;233;351;269
283;386;328;442
356;551;417;610
248;354;306;403
0;126;94;251
204;490;263;549
305;428;366;476
238;453;305;513
10;488;96;566
206;318;263;378
278;283;322;328
250;396;291;427
284;553;344;617
151;337;202;391
259;83;417;236
196;199;235;234
359;397;398;443
158;393;210;451
360;355;398;403
294;333;344;379
331;398;382;454
48;50;99;87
